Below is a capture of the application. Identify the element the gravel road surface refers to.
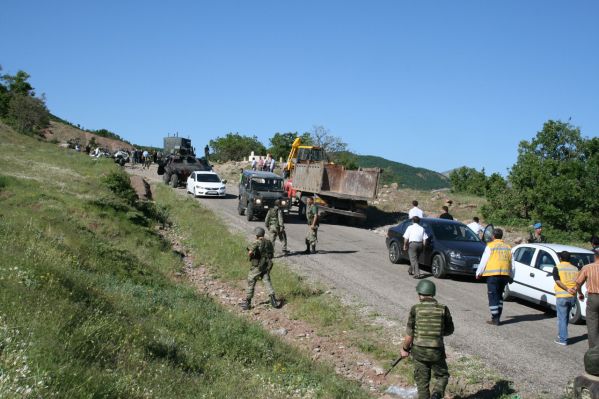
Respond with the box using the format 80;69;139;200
134;165;587;396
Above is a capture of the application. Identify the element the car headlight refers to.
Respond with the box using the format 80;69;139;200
254;198;262;204
449;251;463;259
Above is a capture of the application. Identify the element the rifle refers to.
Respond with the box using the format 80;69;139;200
383;356;403;377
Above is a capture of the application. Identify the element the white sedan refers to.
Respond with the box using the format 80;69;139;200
505;243;596;323
186;171;227;197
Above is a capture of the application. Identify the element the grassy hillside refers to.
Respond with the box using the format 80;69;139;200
356;155;450;190
0;122;366;398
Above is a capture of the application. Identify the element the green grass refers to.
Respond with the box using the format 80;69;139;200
0;123;367;398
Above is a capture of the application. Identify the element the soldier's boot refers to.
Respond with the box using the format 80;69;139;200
310;243;317;254
269;294;282;309
304;240;311;254
240;299;251;310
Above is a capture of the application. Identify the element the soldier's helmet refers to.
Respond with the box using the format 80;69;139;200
253;227;265;237
274;199;281;206
416;280;436;296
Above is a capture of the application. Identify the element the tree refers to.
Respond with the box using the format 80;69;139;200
268;131;312;160
484;120;598;237
2;70;34;96
6;94;49;135
209;133;266;162
449;167;487;196
309;125;348;154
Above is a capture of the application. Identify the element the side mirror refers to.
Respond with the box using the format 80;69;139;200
222;179;227;184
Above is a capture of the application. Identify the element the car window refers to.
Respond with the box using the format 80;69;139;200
571;253;595;269
196;174;221;183
430;223;480;242
535;250;556;271
250;178;283;191
514;247;535;266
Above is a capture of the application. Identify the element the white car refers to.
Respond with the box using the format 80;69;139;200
505;243;596;323
186;171;227;197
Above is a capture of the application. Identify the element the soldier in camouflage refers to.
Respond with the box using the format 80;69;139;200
400;280;454;399
265;199;288;254
305;197;319;254
240;227;282;310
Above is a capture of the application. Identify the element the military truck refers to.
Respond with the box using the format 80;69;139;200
157;136;210;187
238;170;291;221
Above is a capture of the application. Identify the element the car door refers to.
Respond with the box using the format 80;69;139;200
510;246;537;299
531;249;557;307
420;222;434;265
187;172;195;192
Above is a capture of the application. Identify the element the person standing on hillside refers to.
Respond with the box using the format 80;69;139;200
476;228;513;325
400;280;454;399
409;200;424;219
553;251;580;345
305;197;319;254
265;199;288;255
438;206;453;220
528;222;547;243
403;216;428;279
576;247;599;348
240;227;281;310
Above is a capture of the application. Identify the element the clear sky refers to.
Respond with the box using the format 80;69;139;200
1;0;598;174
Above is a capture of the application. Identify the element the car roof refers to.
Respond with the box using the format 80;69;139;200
194;170;218;175
514;243;594;254
242;170;282;179
401;217;466;226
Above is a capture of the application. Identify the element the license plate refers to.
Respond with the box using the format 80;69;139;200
264;205;269;209
472;263;479;269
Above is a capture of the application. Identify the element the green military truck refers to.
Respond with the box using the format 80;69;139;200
157;136;210;187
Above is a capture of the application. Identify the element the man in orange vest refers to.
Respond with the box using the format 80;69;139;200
475;228;513;326
553;251;580;345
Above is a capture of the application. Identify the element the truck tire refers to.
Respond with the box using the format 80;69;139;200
237;198;245;215
431;254;447;279
170;174;179;187
163;173;171;184
246;203;254;221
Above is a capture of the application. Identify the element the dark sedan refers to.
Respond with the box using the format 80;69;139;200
386;218;489;278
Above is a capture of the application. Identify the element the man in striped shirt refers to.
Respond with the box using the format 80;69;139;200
576;247;599;348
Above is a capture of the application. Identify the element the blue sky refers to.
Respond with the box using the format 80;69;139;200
1;1;597;175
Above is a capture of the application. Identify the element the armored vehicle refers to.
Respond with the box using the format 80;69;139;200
157;136;210;187
238;170;290;221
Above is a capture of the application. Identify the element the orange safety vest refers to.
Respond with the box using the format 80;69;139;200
554;262;578;298
482;240;512;277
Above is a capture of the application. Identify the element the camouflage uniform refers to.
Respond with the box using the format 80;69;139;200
406;298;454;399
527;232;547;243
265;205;287;252
245;237;276;302
306;203;319;252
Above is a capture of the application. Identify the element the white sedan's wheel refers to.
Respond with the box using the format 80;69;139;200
193;187;198;197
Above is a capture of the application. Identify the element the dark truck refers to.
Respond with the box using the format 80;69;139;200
157;136;210;187
237;170;291;221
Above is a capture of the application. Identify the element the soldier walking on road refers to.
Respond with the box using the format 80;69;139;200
240;227;281;310
265;199;288;255
400;280;454;399
476;228;513;325
305;197;319;254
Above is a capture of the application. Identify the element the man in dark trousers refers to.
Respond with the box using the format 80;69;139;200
400;280;454;399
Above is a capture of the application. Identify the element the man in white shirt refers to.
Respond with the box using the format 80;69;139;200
403;216;429;279
408;200;424;219
467;217;483;237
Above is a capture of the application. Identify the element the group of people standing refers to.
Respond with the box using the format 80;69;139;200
251;154;276;172
399;199;599;399
240;197;319;311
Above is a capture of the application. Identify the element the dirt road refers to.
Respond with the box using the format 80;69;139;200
132;165;587;397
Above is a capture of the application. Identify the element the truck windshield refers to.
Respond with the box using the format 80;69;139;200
251;178;283;191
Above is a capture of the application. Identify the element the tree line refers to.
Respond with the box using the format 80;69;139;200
449;120;599;240
208;125;358;168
